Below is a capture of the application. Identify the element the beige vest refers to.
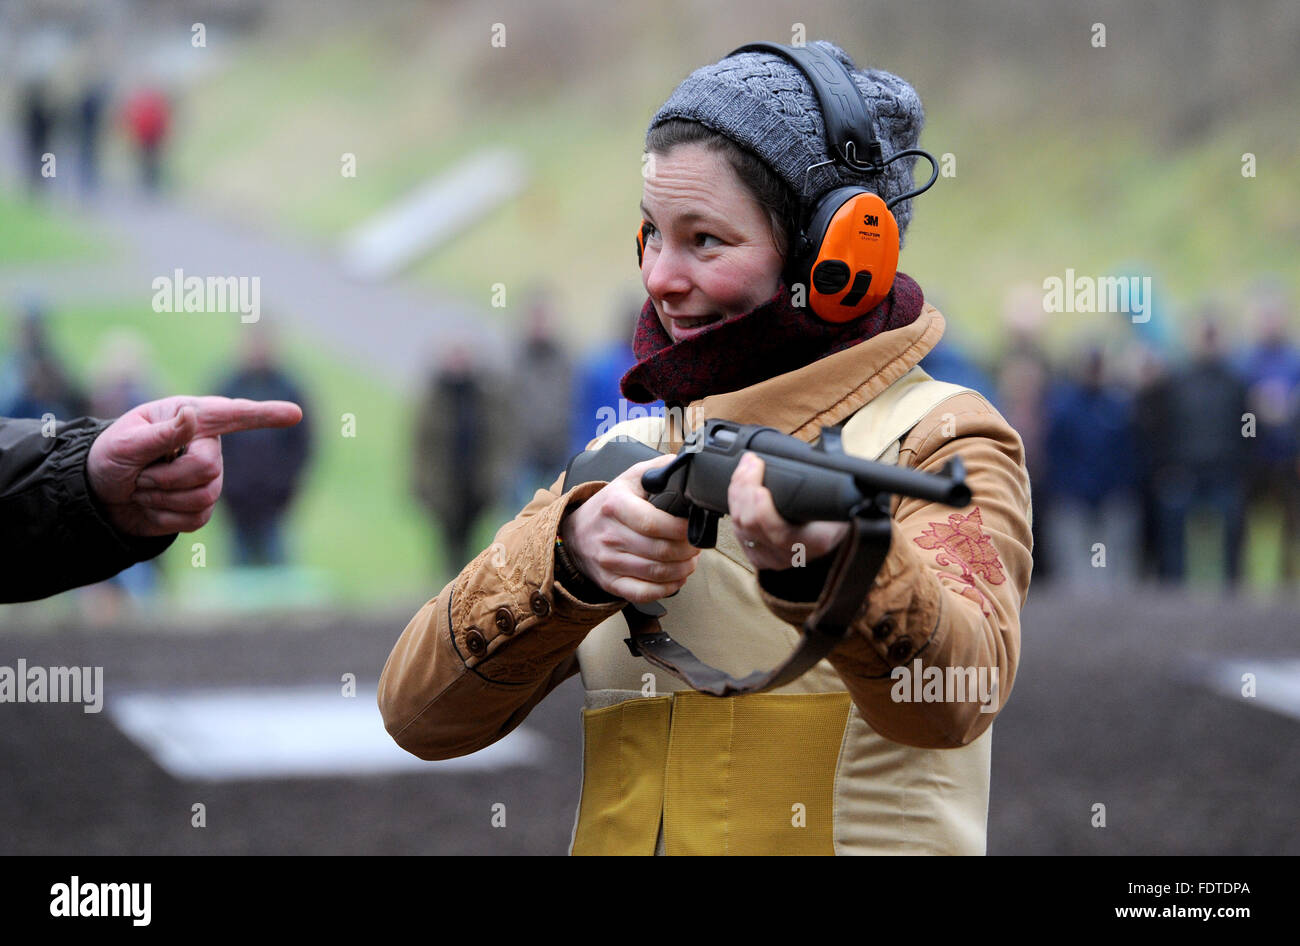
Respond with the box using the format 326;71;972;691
569;366;992;855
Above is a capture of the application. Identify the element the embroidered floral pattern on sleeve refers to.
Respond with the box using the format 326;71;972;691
913;507;1006;612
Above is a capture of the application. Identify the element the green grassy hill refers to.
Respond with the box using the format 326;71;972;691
167;18;1300;356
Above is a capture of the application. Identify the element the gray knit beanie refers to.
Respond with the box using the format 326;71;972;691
647;40;925;245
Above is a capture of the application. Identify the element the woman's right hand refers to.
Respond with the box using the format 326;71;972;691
559;453;700;604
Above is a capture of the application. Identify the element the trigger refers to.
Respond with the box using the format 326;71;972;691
688;507;719;548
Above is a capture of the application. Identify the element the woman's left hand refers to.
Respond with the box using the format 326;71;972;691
728;452;850;571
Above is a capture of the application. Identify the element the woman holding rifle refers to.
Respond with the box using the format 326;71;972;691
380;40;1032;855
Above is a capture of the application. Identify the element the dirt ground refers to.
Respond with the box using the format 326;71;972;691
0;587;1296;855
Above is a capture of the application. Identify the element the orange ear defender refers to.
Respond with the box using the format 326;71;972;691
793;188;899;322
728;42;938;324
635;219;649;268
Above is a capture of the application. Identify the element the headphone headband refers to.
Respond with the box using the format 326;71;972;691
727;42;884;173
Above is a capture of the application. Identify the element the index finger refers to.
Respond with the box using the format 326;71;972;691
621;453;676;501
186;397;304;437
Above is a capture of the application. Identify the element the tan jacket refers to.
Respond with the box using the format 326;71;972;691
379;303;1033;851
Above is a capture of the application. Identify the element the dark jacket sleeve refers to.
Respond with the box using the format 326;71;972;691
0;416;176;603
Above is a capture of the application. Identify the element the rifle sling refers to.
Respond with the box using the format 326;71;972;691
622;507;893;696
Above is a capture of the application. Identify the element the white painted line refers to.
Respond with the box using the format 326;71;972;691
341;148;528;280
109;684;545;781
1197;658;1300;722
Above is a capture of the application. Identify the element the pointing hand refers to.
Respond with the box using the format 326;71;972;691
86;395;303;537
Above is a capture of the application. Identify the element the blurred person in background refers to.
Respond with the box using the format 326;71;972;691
75;77;109;200
1156;311;1251;589
0;298;89;420
19;78;56;197
1236;281;1300;588
121;85;171;193
0;301;37;411
1131;341;1174;582
996;284;1053;582
90;331;153;420
1044;345;1139;587
1114;263;1177;581
10;355;89;421
413;340;513;583
214;330;313;567
60;26;113;201
508;288;573;510
569;295;641;459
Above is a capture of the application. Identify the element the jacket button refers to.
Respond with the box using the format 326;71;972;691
529;590;551;617
872;616;895;640
887;638;913;663
465;628;487;656
494;607;516;635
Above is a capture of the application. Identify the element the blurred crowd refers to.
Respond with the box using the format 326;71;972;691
938;279;1300;594
7;276;1296;598
413;278;1300;595
18;72;174;199
10;11;176;200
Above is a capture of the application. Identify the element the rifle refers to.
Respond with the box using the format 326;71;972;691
562;418;970;696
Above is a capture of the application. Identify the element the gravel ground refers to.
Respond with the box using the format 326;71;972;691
0;588;1296;855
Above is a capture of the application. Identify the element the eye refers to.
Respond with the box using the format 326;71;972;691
695;232;723;248
642;221;660;241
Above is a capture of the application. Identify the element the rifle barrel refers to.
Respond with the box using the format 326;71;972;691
747;429;969;506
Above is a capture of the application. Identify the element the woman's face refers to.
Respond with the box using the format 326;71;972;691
639;142;784;344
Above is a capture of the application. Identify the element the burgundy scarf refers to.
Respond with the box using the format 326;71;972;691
619;273;925;405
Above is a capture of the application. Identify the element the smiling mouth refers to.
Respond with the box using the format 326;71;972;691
671;314;723;330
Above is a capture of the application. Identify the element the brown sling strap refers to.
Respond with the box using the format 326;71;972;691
621;501;893;697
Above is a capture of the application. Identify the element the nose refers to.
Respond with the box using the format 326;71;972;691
643;240;692;301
